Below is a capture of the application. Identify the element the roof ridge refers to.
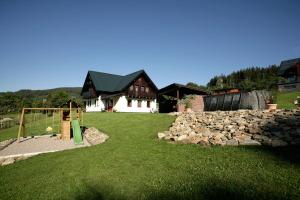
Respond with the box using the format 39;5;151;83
88;70;123;77
124;69;144;77
280;57;300;64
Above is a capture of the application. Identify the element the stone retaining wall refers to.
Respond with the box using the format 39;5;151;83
158;109;300;146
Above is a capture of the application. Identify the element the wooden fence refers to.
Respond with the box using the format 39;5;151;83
204;90;270;111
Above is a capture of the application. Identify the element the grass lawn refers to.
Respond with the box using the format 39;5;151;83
0;112;300;200
0;112;61;142
277;91;300;109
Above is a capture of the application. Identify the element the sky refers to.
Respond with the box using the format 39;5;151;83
0;0;299;92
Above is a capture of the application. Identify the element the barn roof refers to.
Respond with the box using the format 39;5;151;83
158;83;207;97
278;57;300;75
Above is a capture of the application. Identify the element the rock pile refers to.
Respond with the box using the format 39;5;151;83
158;109;300;147
84;127;109;145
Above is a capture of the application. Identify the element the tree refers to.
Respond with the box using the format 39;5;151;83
0;92;19;114
186;82;207;91
47;91;70;107
206;65;279;91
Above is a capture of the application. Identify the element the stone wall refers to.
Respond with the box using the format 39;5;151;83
158;109;300;147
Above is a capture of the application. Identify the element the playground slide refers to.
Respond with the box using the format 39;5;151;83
71;120;83;145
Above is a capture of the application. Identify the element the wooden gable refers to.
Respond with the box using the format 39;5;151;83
126;74;157;99
81;74;98;99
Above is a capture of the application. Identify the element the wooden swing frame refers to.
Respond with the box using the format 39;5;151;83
17;102;83;142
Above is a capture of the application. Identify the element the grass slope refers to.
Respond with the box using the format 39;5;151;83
0;113;299;200
277;91;300;109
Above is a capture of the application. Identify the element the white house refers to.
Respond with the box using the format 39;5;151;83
81;70;158;112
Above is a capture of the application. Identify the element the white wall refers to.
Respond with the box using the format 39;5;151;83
114;96;157;113
85;95;157;113
84;96;105;112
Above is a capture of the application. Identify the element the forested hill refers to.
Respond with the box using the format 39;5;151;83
10;87;82;98
206;65;279;91
0;87;82;114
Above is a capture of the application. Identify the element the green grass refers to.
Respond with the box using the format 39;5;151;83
0;113;300;200
0;112;61;142
277;91;300;109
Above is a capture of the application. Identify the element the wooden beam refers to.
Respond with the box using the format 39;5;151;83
176;89;180;112
17;108;25;142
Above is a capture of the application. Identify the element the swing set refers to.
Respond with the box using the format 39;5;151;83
17;100;84;143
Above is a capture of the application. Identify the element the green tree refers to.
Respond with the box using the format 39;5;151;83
0;92;19;114
207;65;279;91
47;91;70;107
186;82;207;91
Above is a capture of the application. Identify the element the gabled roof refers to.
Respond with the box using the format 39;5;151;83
158;83;207;95
84;69;157;93
279;57;300;75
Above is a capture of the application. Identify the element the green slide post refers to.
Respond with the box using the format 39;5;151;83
72;119;83;145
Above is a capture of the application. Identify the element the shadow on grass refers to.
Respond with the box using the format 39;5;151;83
241;145;300;165
74;185;104;200
246;109;300;165
74;178;292;200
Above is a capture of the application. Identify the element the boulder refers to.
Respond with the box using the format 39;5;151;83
239;138;261;146
84;127;109;145
177;135;188;141
1;158;15;166
226;139;239;146
158;132;166;139
195;127;211;136
271;139;288;147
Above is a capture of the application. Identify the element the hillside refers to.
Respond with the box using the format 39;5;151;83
0;87;82;97
0;87;82;114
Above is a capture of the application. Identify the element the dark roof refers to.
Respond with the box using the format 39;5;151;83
279;57;300;75
158;83;207;95
85;69;158;93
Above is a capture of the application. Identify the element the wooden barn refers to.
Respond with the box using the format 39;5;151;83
278;57;300;91
158;83;207;113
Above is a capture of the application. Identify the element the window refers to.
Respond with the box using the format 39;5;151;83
130;85;134;91
141;86;145;92
127;99;132;107
147;101;150;108
135;86;139;92
95;100;97;106
138;100;142;108
145;87;149;93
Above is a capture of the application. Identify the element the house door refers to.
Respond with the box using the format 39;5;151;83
107;99;113;112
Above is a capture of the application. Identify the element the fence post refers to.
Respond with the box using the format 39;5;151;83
238;93;242;109
222;94;226;110
230;94;234;111
17;108;25;142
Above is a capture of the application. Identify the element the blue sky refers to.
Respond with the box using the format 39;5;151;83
0;0;299;92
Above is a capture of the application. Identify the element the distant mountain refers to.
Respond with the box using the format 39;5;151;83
0;87;83;114
1;87;82;98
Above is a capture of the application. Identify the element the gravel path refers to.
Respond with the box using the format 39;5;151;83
0;135;90;157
